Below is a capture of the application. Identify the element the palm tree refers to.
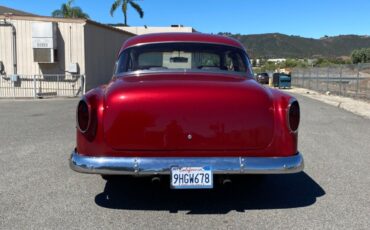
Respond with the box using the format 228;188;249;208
110;0;144;26
52;0;89;19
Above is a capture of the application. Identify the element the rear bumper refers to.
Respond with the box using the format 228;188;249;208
69;150;304;175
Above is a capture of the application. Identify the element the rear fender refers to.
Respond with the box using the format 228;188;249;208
76;86;107;156
268;88;298;155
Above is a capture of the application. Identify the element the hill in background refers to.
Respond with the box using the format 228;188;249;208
220;33;370;59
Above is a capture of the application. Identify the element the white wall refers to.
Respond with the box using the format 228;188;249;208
0;16;134;96
84;22;133;90
0;17;85;76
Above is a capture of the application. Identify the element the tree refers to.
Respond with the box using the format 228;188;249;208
313;58;331;67
52;0;89;19
251;59;257;67
351;48;370;64
110;0;144;26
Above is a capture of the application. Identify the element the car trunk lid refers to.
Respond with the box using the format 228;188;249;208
103;73;275;151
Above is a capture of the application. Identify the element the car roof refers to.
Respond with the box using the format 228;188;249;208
119;32;245;54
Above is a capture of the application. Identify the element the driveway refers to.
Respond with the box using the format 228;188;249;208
0;95;369;229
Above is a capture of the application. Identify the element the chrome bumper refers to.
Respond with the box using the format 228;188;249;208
70;150;304;175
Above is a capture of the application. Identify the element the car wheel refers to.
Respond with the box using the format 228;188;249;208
101;175;120;181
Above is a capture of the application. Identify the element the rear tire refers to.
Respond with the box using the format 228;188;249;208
101;175;120;181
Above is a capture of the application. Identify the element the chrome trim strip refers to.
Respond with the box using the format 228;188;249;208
69;150;304;175
121;41;245;52
116;69;250;78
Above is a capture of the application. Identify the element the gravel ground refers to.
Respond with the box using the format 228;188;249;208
0;95;369;230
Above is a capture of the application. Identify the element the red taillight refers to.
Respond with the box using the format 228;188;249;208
288;100;300;132
77;100;90;132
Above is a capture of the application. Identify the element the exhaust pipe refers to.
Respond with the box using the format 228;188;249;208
222;178;233;185
151;176;161;185
222;178;232;186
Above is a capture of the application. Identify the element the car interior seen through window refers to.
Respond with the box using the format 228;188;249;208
115;43;251;75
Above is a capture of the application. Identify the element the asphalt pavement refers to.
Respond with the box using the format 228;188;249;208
0;94;369;229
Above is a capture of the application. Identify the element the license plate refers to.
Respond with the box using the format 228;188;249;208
170;166;213;189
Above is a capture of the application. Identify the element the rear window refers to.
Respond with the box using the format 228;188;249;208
114;43;252;76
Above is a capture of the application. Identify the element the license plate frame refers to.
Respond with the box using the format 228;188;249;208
170;166;213;189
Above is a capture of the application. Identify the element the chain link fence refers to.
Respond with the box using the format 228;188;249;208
0;74;85;98
291;64;370;101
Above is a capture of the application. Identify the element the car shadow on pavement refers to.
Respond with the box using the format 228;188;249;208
95;172;325;214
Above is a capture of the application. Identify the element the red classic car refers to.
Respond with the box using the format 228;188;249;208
70;33;303;189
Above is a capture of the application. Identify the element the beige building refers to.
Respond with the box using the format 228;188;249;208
116;25;196;35
0;13;134;97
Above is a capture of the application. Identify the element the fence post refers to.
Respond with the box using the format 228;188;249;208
316;68;319;91
339;66;343;95
326;67;330;92
356;63;360;98
302;70;305;88
296;69;300;87
13;78;15;99
367;70;370;101
33;75;37;98
57;74;60;96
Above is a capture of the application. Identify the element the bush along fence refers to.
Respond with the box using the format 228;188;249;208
291;63;370;101
0;74;85;98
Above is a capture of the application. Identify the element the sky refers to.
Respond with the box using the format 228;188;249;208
1;0;370;38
